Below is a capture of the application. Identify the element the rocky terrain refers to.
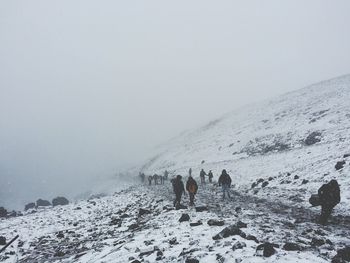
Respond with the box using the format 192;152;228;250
1;74;350;262
1;182;350;262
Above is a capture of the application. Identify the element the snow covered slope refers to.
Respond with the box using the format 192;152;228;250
142;74;350;211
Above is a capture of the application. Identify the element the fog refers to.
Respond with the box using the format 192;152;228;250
1;0;350;209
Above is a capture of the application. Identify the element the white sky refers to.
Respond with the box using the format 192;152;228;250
1;0;350;208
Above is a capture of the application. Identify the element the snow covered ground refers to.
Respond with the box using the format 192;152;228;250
1;74;350;262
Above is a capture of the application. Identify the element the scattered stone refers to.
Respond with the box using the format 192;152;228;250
195;206;208;212
179;214;190;223
235;207;242;213
268;177;274;181
335;161;346;170
0;236;6;245
168;237;178;245
130;260;141;263
294;175;299;180
216;254;225;262
25;203;36;211
262;181;269;188
283;242;301;251
302;179;309;185
245;235;259;243
344;154;350;158
256;242;276;257
52;197;69;206
311;237;325;247
175;204;188;210
128;223;139;231
232;241;246;251
304;131;322;146
36;199;51;207
251;182;257;188
190;221;203;227
110;218;122;227
257;178;264;184
185;258;199;263
236;221;247;228
56;232;64;239
332;246;350;263
138;208;151;217
213;225;243;240
208;219;225;226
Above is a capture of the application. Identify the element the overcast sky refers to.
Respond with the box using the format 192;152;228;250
1;0;350;208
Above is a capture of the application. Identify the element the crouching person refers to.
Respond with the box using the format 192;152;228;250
310;179;340;225
186;176;198;206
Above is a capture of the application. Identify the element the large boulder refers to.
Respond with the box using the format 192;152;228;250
212;225;243;240
332;246;350;263
335;161;346;171
0;207;7;218
179;214;190;222
36;199;51;207
256;243;276;257
304;131;322;146
207;219;225;226
25;202;36;211
52;197;69;207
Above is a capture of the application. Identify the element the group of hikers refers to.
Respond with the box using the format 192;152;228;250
140;168;341;225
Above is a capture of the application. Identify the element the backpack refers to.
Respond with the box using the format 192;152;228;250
188;183;196;193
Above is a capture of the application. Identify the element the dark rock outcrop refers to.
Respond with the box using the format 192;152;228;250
332;246;350;263
256;243;276;257
335;161;346;170
36;199;51;207
52;197;69;207
138;208;151;217
207;219;225;226
304;131;322;146
212;225;243;240
190;221;203;227
0;236;6;245
179;214;190;223
25;203;36;211
283;242;301;251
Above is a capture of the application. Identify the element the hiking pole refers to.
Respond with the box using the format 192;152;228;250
0;235;19;253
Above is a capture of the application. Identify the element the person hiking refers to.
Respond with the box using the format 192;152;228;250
218;169;232;200
200;169;206;185
208;170;213;183
318;179;340;224
172;175;185;208
164;170;169;181
148;175;153;186
153;174;159;185
186;176;198;206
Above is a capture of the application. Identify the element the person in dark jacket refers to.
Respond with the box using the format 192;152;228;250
153;174;159;185
186;176;198;206
218;169;232;200
318;179;340;224
200;169;206;185
164;170;169;181
172;175;185;207
208;170;213;183
148;175;153;186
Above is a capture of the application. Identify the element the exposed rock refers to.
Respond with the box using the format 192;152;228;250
190;221;203;227
138;208;151;217
262;181;269;188
294;175;299;180
235;207;242;213
283;242;302;251
25;203;36;211
232;241;246;251
185;258;199;263
179;213;190;222
245;235;259;243
251;182;257;188
175;204;188;210
302;179;309;185
216;254;225;262
56;232;64;239
335;161;346;170
36;199;51;207
168;237;178;245
110;218;122;227
332;246;350;263
304;131;322;146
0;236;6;245
212;225;243;240
256;242;276;257
343;153;350;158
52;197;69;207
311;237;325;247
208;219;225;226
236;221;247;228
195;206;208;212
128;223;139;231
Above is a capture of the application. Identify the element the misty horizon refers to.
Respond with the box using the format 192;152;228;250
1;0;350;210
